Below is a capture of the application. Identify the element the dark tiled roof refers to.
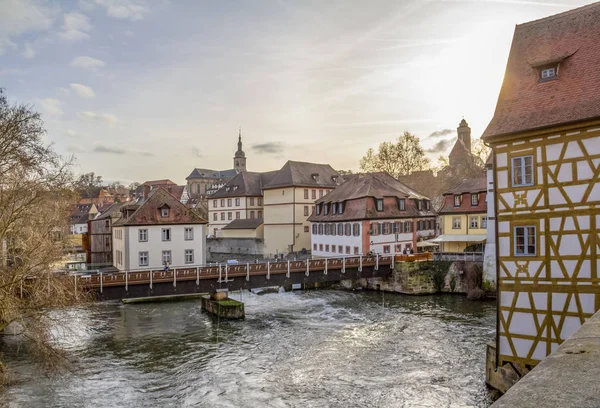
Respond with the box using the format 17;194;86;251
80;187;106;199
264;161;343;189
113;187;207;226
443;178;487;195
186;168;238;180
222;218;263;230
483;3;600;140
142;179;176;186
95;203;127;220
211;171;278;198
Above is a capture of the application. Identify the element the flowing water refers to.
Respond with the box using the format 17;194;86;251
1;291;496;408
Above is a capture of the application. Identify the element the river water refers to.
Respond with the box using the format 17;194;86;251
1;291;496;408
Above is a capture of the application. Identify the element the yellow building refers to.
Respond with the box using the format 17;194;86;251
434;178;487;252
263;161;343;256
220;218;264;239
482;2;600;382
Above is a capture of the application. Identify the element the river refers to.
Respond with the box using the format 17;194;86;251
1;291;496;408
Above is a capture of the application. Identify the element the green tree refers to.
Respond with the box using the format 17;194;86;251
359;132;430;178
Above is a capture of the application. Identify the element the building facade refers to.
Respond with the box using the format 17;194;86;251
308;172;436;257
112;187;207;271
435;178;487;252
483;3;600;370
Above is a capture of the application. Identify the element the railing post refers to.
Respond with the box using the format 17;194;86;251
100;272;103;294
359;254;363;272
287;260;290;278
267;261;270;280
342;256;346;273
375;253;379;271
225;264;229;282
218;264;222;283
324;258;328;275
196;267;199;286
306;259;309;276
246;263;250;281
125;270;128;292
173;268;177;287
150;270;153;290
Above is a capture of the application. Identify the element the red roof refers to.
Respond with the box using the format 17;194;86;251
482;3;600;140
142;179;176;186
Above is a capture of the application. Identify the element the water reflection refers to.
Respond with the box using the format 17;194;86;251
2;291;495;408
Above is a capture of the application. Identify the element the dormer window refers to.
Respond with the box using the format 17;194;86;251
376;199;383;212
332;203;337;214
161;207;169;217
417;200;422;211
338;201;344;214
332;175;338;183
471;193;479;206
454;195;461;207
324;203;329;215
425;200;430;210
398;198;405;211
311;173;319;181
316;204;321;215
540;66;557;82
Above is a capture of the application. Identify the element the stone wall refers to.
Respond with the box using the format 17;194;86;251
207;237;264;261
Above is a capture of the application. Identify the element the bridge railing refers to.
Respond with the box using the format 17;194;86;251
432;252;483;262
74;254;400;290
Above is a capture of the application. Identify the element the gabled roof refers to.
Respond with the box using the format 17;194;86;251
80;187;109;199
142;179;176;186
443;178;487;195
186;168;238;180
211;171;278;198
449;138;470;158
94;202;127;220
315;172;429;203
222;218;263;230
113;187;207;226
264;161;343;189
482;2;600;140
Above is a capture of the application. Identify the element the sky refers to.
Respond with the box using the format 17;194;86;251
0;0;591;185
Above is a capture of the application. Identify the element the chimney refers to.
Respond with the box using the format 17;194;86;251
143;184;150;199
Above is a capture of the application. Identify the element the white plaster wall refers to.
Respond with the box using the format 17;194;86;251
112;226;126;271
311;227;363;257
484;164;497;285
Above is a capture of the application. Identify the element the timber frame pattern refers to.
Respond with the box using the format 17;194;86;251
492;119;600;367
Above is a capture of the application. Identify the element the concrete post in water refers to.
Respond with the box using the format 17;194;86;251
196;267;199;286
267;261;270;280
306;259;310;276
173;268;177;287
287;260;290;278
100;272;103;294
125;270;128;292
201;290;245;319
324;258;328;275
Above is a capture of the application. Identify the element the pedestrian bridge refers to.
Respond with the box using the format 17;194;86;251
77;253;433;301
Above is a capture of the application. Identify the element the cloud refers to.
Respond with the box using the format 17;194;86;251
251;142;286;155
93;143;155;157
0;68;23;75
67;145;85;154
428;129;454;138
36;98;63;116
22;42;35;58
78;111;118;125
70;83;96;98
0;0;58;55
59;12;92;42
65;129;81;138
426;137;456;154
85;0;150;21
192;146;203;158
71;56;105;69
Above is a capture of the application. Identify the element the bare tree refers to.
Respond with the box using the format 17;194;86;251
359;132;430;178
0;89;88;385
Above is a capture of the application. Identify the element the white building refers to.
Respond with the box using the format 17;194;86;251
112;187;207;271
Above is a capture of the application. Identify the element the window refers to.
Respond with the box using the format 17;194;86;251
325;224;330;235
470;216;479;229
318;224;323;235
258;197;262;205
235;198;240;206
227;199;232;207
395;244;402;252
338;202;344;214
345;246;350;254
481;216;488;228
162;228;171;241
258;210;263;218
312;190;316;199
512;155;534;186
161;207;169;217
282;190;285;195
399;199;405;211
314;243;317;251
383;222;391;235
250;197;255;206
418;200;422;211
452;217;461;229
454;195;461;207
139;251;148;266
185;249;194;264
221;199;225;207
332;245;336;253
185;227;194;240
304;189;309;199
383;245;390;254
319;244;323;251
213;213;218;221
228;212;232;220
139;229;148;242
332;203;337;214
236;211;240;219
319;190;323;198
418;221;422;231
324;203;329;215
221;212;225;220
337;223;344;235
250;211;255;219
540;66;556;81
376;199;383;212
312;224;317;234
304;206;309;216
316;204;321;215
471;194;479;206
339;245;343;253
345;223;351;236
304;226;309;233
425;200;430;210
213;200;217;208
515;226;536;256
162;250;171;264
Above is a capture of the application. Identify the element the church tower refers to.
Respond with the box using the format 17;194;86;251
233;128;247;173
457;118;472;152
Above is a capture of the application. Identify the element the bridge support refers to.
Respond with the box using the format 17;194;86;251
201;291;245;320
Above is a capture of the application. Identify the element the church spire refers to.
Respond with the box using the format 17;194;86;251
238;127;242;152
234;127;247;172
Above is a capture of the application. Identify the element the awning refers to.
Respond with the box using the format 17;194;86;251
428;234;487;243
417;241;439;247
